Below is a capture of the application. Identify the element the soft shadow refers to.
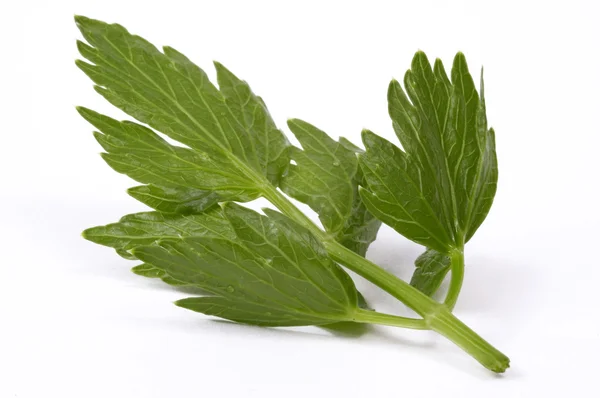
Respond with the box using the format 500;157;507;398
209;319;370;339
369;326;437;350
143;310;511;378
455;254;536;314
367;327;514;379
319;321;370;337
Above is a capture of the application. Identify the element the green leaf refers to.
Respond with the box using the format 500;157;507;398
132;206;358;326
358;131;451;253
409;249;451;296
75;16;254;161
77;107;261;202
84;204;361;325
224;203;358;306
360;51;497;251
132;263;193;287
82;208;236;256
175;297;327;327
215;62;290;186
131;263;166;278
127;185;219;214
75;16;289;204
281;119;381;256
85;204;370;316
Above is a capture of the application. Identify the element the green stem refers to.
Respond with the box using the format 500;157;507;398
353;308;428;329
262;185;509;373
323;238;440;316
427;308;510;373
262;184;320;237
263;185;438;315
331;237;508;372
444;249;465;311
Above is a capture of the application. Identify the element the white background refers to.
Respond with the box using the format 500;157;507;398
1;0;599;396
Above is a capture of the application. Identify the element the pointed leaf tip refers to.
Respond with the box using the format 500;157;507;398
412;50;430;66
365;50;496;250
75;105;94;118
74;15;88;24
286;118;301;127
213;60;227;71
453;52;469;70
360;129;378;147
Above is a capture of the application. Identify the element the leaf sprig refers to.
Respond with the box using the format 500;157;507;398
359;51;497;306
76;16;509;373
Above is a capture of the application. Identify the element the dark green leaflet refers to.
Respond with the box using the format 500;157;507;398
131;205;358;326
359;51;497;294
281;119;381;256
409;249;451;296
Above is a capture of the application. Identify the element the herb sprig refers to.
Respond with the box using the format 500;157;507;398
359;52;497;308
76;16;509;373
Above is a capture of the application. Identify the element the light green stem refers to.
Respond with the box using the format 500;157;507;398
427;308;510;373
353;309;429;329
444;249;465;311
262;185;509;373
